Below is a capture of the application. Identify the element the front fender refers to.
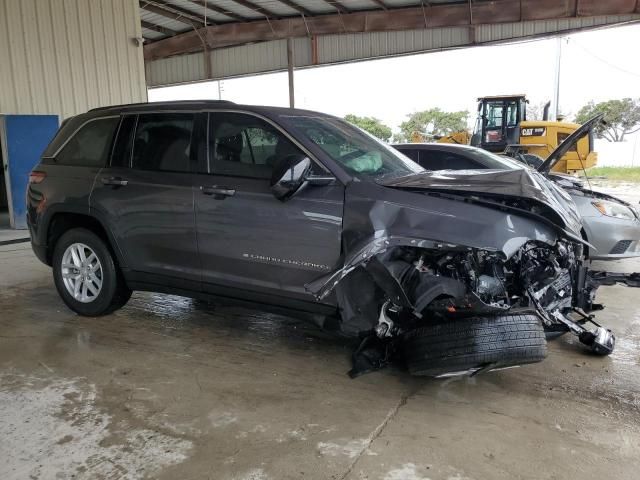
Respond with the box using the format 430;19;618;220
307;181;560;299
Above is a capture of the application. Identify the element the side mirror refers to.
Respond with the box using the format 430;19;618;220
270;154;313;201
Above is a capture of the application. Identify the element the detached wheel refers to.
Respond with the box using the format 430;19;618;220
52;228;131;316
402;314;547;376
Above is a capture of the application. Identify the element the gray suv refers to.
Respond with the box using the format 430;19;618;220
28;101;636;378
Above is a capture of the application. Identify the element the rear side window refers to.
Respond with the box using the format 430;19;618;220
132;113;194;173
55;117;119;167
418;150;483;171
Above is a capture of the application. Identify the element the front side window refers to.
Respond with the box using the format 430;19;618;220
132;113;194;173
280;115;423;180
55;117;119;167
208;113;302;179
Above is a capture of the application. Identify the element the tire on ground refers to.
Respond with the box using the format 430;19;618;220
402;314;547;376
52;228;132;316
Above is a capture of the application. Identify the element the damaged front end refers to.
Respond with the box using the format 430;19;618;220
307;174;622;378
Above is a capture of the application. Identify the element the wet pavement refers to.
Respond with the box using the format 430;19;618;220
1;247;640;479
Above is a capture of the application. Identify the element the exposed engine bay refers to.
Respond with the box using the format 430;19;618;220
303;170;639;378
325;240;618;377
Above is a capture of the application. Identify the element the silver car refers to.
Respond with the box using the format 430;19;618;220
550;174;640;259
393;121;640;261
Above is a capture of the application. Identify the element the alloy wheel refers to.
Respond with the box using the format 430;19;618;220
61;243;103;303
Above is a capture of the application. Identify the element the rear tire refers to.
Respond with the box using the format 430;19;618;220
402;314;547;376
52;228;131;316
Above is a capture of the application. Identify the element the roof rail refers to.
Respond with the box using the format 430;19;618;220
88;100;235;112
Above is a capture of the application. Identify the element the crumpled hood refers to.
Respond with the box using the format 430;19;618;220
377;168;583;236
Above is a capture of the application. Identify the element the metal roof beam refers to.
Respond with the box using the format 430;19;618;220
141;20;178;36
139;1;207;27
187;0;248;22
144;0;640;61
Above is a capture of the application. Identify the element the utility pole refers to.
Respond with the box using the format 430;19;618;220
551;36;563;121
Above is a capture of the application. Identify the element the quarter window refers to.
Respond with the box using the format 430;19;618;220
208;113;302;179
55;117;119;167
132;113;194;173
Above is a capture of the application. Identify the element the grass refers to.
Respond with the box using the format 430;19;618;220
580;167;640;183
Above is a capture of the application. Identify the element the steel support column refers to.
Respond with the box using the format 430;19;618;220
287;37;295;108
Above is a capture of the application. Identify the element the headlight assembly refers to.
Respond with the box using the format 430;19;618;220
591;200;637;220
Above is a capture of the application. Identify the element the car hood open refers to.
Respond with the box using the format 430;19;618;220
377;167;583;236
538;114;603;174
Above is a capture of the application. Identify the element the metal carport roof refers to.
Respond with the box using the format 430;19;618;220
138;0;640;88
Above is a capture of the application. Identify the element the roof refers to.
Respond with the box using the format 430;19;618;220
87;99;338;117
478;94;527;101
140;1;640;86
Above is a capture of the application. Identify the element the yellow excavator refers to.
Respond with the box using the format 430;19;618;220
431;95;597;174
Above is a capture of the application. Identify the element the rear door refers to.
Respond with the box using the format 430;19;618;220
29;116;119;245
90;112;201;290
193;111;344;307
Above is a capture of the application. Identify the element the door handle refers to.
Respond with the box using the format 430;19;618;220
200;186;236;198
101;176;128;187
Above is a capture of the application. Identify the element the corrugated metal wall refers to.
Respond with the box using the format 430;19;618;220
0;0;146;119
145;13;640;87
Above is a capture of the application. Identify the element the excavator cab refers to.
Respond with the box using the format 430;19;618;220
469;95;597;173
436;94;597;173
471;95;528;152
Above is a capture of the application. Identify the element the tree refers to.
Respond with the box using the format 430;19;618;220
392;132;409;143
398;108;469;140
344;114;393;142
526;101;550;121
574;98;640;142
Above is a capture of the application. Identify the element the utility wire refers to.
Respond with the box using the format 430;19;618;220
571;40;640;79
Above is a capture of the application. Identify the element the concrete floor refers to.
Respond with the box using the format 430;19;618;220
2;222;640;478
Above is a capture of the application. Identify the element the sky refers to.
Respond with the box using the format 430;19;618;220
148;23;640;165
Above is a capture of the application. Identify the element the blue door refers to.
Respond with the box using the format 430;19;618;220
0;115;59;229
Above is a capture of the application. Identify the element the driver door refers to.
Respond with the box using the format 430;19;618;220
193;111;344;307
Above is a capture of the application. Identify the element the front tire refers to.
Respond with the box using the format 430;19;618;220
52;228;131;316
402;314;547;376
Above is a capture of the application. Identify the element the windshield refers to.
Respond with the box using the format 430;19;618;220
463;148;524;171
279;114;424;179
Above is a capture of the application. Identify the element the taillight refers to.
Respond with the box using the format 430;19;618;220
29;171;46;184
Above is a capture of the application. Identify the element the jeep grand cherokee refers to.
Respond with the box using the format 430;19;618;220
28;101;632;377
